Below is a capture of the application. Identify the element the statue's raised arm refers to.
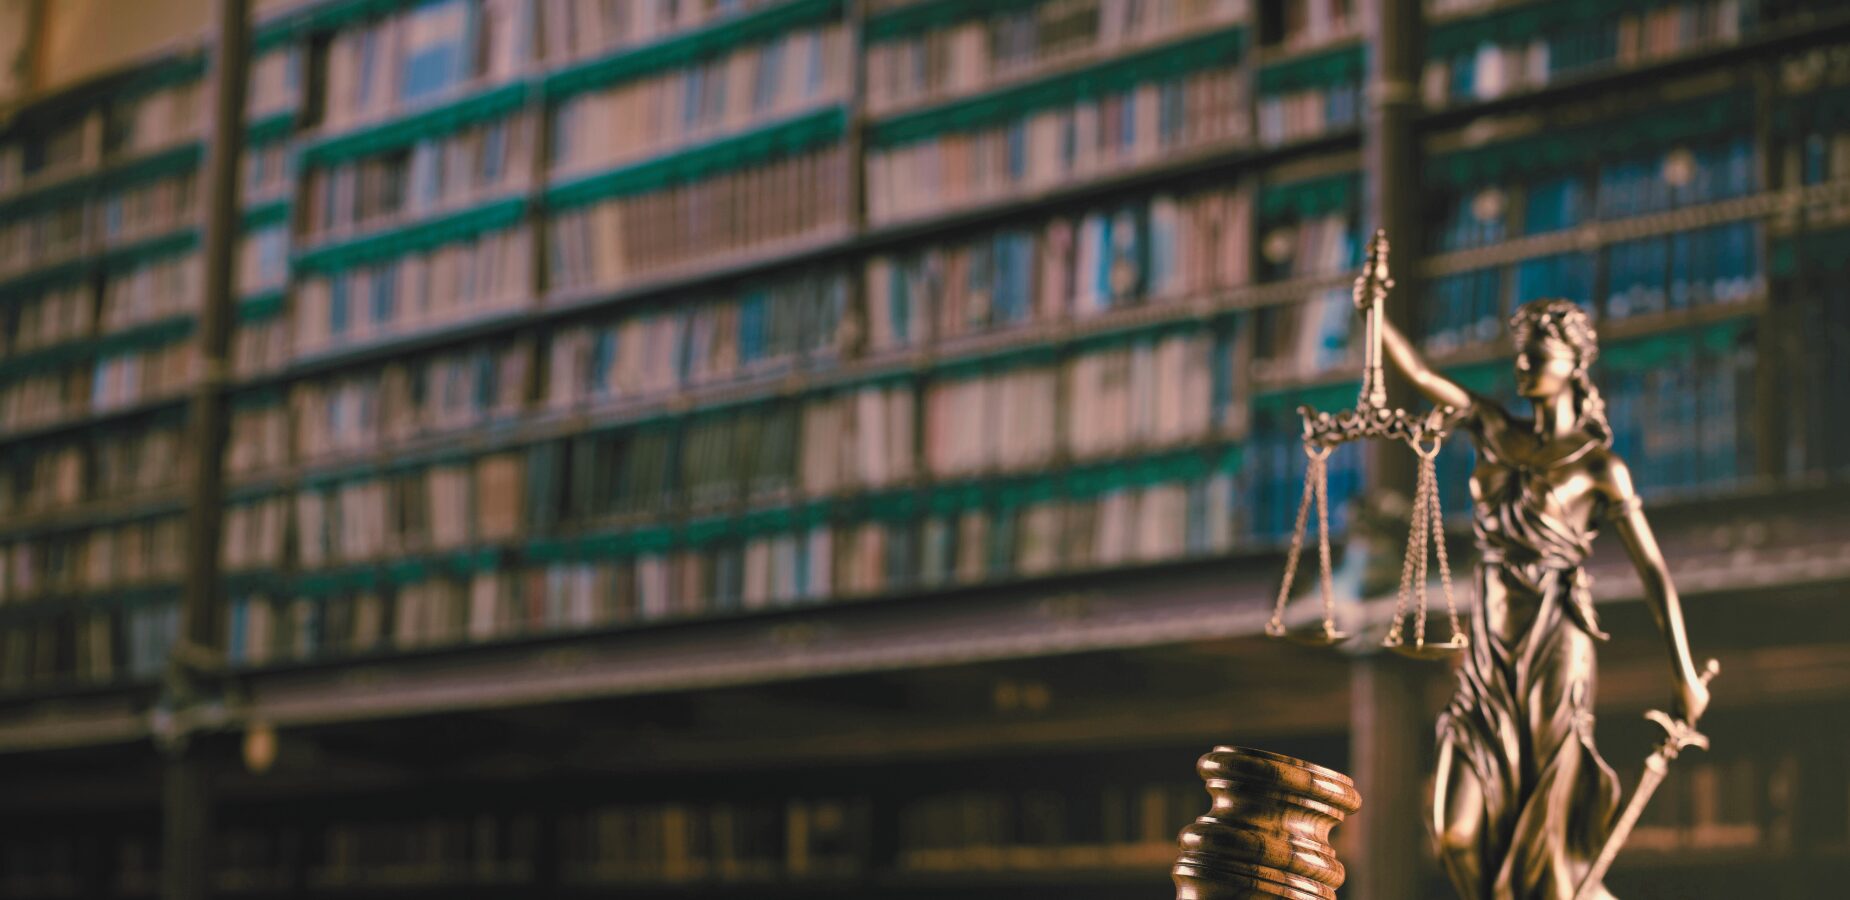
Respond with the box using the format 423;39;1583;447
1350;232;1477;414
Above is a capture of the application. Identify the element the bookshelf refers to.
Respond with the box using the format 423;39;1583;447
5;0;1850;896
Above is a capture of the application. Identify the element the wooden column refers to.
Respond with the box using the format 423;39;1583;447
166;0;250;897
1351;0;1435;897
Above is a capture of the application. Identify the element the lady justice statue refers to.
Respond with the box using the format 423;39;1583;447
1355;266;1714;898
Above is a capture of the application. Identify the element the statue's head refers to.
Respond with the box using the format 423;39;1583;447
1509;299;1612;445
1509;299;1595;400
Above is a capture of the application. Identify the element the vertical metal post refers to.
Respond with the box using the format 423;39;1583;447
166;0;251;897
181;0;249;670
1351;0;1437;897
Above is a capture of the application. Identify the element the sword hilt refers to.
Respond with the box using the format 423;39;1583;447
1645;658;1720;759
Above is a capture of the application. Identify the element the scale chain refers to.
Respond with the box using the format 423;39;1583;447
1427;453;1465;645
1314;454;1337;634
1418;457;1437;648
1269;452;1325;635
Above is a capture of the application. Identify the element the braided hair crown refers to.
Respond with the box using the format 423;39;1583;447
1509;299;1612;447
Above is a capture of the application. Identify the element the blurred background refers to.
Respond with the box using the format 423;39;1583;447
1;0;1848;897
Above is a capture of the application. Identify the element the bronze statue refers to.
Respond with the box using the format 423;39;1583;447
1356;277;1713;898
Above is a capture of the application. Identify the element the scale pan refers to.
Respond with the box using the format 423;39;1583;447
1383;634;1469;660
1276;623;1349;647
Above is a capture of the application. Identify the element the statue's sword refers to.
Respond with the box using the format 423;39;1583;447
1572;659;1720;900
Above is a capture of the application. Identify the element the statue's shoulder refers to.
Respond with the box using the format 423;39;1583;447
1580;444;1641;509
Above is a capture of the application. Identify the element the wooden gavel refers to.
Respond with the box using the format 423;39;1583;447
1172;747;1362;900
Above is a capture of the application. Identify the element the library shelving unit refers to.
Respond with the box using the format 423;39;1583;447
5;0;1850;897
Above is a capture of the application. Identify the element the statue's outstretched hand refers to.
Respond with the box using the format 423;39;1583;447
1353;229;1393;312
1674;658;1719;726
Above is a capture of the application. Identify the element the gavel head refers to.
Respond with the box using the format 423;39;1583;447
1172;746;1362;900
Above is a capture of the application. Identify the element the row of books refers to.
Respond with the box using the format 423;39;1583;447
238;226;290;295
0;748;1796;889
863;0;1248;114
545;268;850;409
1432;184;1512;253
248;45;304;122
289;340;532;462
1605;325;1756;495
244;140;296;208
0;282;91;360
106;79;208;159
0;446;84;520
866;66;1250;223
1778;40;1850;184
1263;0;1359;52
299;113;537;244
1260;207;1358;280
0;192;194;282
291;225;533;358
548;24;850;176
0;340;195;430
0;367;86;433
231;313;292;380
1634;752;1790;852
102;250;202;331
798;383;915;496
1248;286;1352;378
93;339;198;412
1256;72;1359;146
292;454;527;568
316;0;532;131
12;802;851;890
0;203;86;276
1790;126;1850;187
544;145;850;292
899;781;1200;869
224;496;288;573
96;420;188;500
923;367;1060;478
536;0;786;63
0;422;186;518
227;403;289;477
0;116;100;194
1604;221;1765;317
97;170;198;247
1422;267;1504;355
1595;137;1757;219
221;464;1236;662
235;321;1246;534
864;185;1256;351
682;403;808;511
310;815;538;887
1423;0;1745;107
0;601;178;690
1242;396;1366;539
923;336;1229;478
0;515;185;604
1512;251;1597;308
559;799;866;883
1421;221;1763;352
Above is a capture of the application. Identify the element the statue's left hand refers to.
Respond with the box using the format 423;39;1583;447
1674;658;1720;725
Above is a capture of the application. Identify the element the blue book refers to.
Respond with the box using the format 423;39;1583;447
804;31;825;98
1669;231;1693;310
329;275;350;337
400;0;474;104
227;597;247;663
1160;81;1185;146
1475;268;1502;342
1006;121;1027;183
739;291;766;366
756;40;784;112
